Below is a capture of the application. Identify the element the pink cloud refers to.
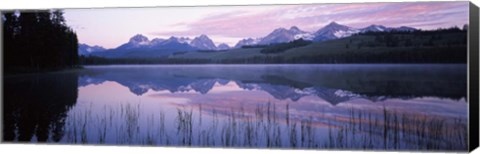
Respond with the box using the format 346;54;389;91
152;8;288;38
150;2;468;42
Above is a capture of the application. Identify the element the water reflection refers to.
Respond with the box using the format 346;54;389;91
3;72;79;142
79;64;467;105
2;64;468;150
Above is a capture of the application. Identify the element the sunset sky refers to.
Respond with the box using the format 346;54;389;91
64;2;469;48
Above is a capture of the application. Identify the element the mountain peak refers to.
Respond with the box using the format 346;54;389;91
195;34;211;40
313;22;358;41
78;43;106;55
360;24;417;33
319;21;351;31
394;26;417;32
191;34;216;50
289;26;302;33
217;43;230;50
129;34;149;43
151;38;165;43
218;43;229;46
319;22;352;32
272;27;288;33
243;38;254;41
234;37;261;48
361;24;387;32
327;21;340;26
115;34;150;49
257;26;312;45
168;36;178;40
398;26;415;29
325;22;349;29
372;24;387;28
162;36;192;45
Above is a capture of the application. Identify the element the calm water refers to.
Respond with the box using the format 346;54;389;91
3;64;468;151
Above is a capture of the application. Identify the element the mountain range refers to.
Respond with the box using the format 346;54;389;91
83;22;416;58
90;35;209;58
78;43;107;56
240;22;416;45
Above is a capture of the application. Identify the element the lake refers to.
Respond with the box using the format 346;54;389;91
2;64;468;151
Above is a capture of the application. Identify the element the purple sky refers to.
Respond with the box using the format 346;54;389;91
64;2;469;48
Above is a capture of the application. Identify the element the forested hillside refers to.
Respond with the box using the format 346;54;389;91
3;10;79;74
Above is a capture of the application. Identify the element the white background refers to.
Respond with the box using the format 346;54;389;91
0;0;479;154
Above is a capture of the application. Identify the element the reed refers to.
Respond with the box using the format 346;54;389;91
59;101;467;151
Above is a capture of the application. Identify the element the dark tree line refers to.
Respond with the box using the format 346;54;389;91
79;55;212;65
260;39;312;54
3;10;79;74
356;26;467;48
357;25;467;36
80;45;466;65
240;44;269;48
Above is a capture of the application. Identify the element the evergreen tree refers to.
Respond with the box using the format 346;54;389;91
3;10;79;74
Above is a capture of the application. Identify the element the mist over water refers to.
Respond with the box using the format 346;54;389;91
3;64;468;150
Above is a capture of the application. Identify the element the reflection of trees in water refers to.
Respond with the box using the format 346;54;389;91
3;72;79;142
255;66;467;99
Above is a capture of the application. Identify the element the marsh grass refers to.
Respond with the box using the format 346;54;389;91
61;102;467;151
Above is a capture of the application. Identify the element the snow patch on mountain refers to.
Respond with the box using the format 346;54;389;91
234;37;262;48
294;33;314;40
78;43;107;55
333;29;359;38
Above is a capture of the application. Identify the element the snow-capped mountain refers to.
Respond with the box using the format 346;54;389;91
90;22;418;58
294;33;315;41
360;24;389;32
150;36;197;50
116;34;151;50
313;22;417;40
78;43;106;55
359;24;417;33
392;26;417;32
91;34;231;58
115;34;219;51
234;38;262;48
232;22;417;46
190;34;217;50
217;43;230;50
92;35;196;58
257;26;314;45
313;22;360;41
179;37;193;44
124;34;218;51
130;34;150;45
150;38;166;44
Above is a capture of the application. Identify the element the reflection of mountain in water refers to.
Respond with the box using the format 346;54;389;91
236;82;357;105
79;75;230;95
3;72;79;142
80;75;355;105
78;64;467;105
